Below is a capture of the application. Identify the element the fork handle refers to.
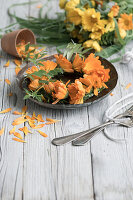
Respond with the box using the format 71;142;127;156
52;121;114;146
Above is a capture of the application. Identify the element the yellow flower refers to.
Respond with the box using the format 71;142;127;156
82;8;101;32
66;8;83;25
68;80;85;104
89;22;105;40
83;40;102;52
59;0;68;9
119;28;127;39
105;11;115;33
65;0;80;11
118;13;133;31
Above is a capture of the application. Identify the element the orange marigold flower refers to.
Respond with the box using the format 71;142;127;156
43;82;54;94
118;13;133;31
110;3;119;17
28;79;40;91
39;60;57;72
52;81;68;100
68;80;85;104
54;54;74;73
82;53;102;74
73;54;84;72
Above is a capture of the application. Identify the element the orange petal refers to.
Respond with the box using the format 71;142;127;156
45;122;55;125
36;114;45;122
8;92;13;96
4;60;10;67
110;93;114;96
46;118;61;123
13;111;22;115
125;83;132;89
14;59;22;66
36;4;43;8
31;111;36;120
15;66;21;75
5;79;11;85
0;127;4;136
12;116;27;126
12;138;26;143
38;130;48;137
22;106;27;114
0;108;12;114
28;120;36;128
19;126;29;135
14;132;23;139
9;126;16;135
33;124;45;129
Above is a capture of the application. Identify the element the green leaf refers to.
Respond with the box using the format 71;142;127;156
24;94;30;100
114;18;125;46
25;42;30;52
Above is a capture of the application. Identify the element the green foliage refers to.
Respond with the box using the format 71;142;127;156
63;42;90;60
99;31;115;46
24;89;43;102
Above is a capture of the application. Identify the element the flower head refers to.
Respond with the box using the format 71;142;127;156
68;80;85;104
43;82;54;94
39;60;57;72
65;0;80;11
66;8;83;25
52;81;68;100
28;79;40;91
72;53;84;72
54;54;74;72
59;0;68;9
110;3;119;17
83;40;102;52
82;8;101;32
118;13;133;31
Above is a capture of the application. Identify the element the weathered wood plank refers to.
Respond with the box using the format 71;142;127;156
0;1;30;200
89;41;133;200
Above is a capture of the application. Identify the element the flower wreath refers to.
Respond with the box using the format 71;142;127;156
25;51;110;105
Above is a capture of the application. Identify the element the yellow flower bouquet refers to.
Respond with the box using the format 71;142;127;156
2;0;132;62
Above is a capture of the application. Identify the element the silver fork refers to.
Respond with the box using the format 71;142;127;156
73;105;133;146
52;105;133;146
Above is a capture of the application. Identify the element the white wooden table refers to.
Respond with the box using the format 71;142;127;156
0;1;133;199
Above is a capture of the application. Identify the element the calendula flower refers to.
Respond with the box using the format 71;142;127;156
65;0;80;11
52;81;68;100
118;13;133;31
105;11;115;33
72;53;84;72
39;60;57;72
83;40;102;52
90;21;105;40
66;8;83;25
54;54;74;73
26;66;39;79
59;0;68;9
82;8;101;32
68;80;85;104
28;79;40;91
110;3;119;17
119;28;127;39
43;82;54;94
82;53;101;74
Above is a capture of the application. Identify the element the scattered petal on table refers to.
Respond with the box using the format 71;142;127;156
0;108;12;114
14;59;22;66
36;114;45;122
15;65;21;75
5;79;11;85
38;130;48;137
9;126;16;135
33;124;45;129
125;83;132;89
13;132;23;139
13;111;22;115
12;138;26;143
0;127;4;136
4;60;10;67
22;106;27;114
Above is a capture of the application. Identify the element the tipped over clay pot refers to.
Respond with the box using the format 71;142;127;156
1;28;36;57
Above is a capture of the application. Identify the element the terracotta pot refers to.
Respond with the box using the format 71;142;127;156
1;28;36;57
